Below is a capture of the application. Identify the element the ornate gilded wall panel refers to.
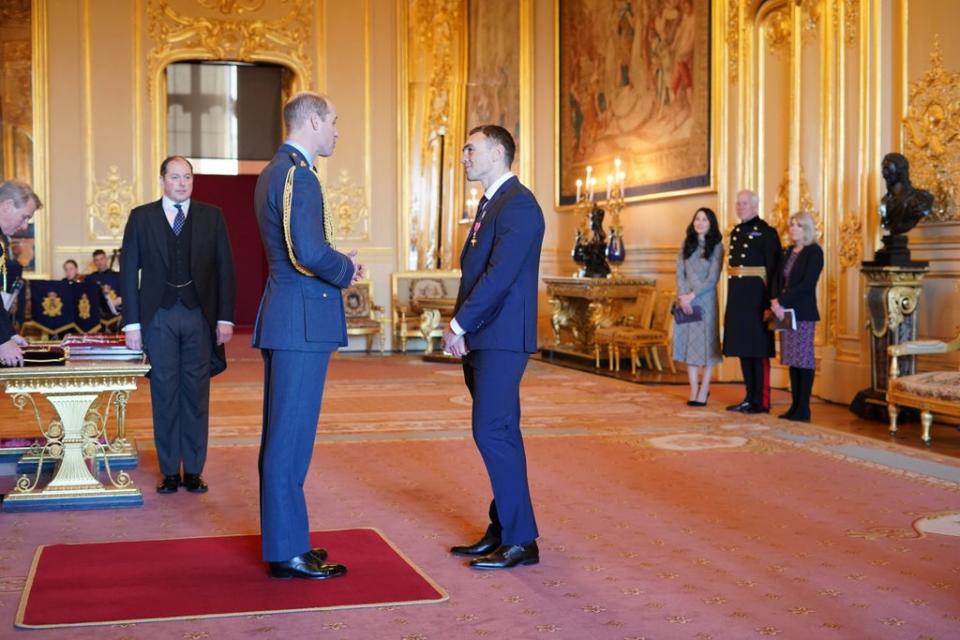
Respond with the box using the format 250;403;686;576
902;37;960;223
88;166;136;241
325;169;369;242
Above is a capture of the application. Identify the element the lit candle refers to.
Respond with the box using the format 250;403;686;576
575;179;582;202
606;175;612;201
588;177;595;201
618;170;625;193
614;158;621;173
585;165;592;187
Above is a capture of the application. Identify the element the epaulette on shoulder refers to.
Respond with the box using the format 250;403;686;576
288;152;309;168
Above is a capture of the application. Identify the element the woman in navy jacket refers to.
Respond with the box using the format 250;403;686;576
770;211;823;422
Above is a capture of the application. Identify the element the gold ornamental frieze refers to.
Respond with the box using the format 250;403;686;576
325;169;369;242
146;0;313;97
88;166;136;241
903;36;960;223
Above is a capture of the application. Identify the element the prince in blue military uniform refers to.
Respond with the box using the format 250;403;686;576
253;92;360;580
443;125;545;570
723;190;782;413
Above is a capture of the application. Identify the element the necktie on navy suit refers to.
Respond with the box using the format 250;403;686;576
172;203;186;236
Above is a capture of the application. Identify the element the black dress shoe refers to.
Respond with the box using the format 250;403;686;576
450;532;501;557
688;400;706;407
268;552;347;580
469;542;539;570
786;412;810;422
726;401;751;412
743;404;769;414
309;548;328;562
182;473;208;493
778;408;796;419
156;474;180;494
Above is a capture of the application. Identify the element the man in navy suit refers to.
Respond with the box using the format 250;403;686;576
442;125;545;570
253;92;362;580
121;156;236;494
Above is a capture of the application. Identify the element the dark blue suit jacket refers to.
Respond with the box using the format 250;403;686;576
455;176;544;353
252;144;354;352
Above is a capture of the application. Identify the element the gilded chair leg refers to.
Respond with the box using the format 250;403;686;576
365;335;374;353
921;410;933;446
594;344;600;369
614;346;621;372
630;348;638;375
643;348;653;370
651;347;663;372
607;344;615;371
666;348;676;373
888;403;899;436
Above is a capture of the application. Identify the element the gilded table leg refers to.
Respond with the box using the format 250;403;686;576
888;403;899;436
921;410;933;446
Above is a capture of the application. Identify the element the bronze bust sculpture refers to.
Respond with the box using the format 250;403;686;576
879;153;932;235
866;152;932;267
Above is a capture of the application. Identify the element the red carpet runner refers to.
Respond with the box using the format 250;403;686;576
17;528;447;628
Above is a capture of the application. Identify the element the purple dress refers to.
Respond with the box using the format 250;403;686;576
779;249;816;369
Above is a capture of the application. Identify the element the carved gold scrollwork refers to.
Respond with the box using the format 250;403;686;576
903;36;960;223
838;211;862;270
146;0;312;98
843;0;858;46
799;0;821;41
764;5;793;58
325;169;369;242
88;166;136;240
887;286;921;331
768;168;819;245
197;0;266;14
727;0;739;83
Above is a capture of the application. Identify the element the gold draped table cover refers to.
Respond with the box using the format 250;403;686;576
0;358;150;511
542;276;656;359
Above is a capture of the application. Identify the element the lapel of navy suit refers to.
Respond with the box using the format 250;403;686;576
455;175;545;353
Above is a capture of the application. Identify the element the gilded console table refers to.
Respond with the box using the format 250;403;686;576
542;276;656;359
0;358;150;511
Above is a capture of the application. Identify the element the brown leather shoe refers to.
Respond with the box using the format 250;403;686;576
182;473;208;493
156;474;180;494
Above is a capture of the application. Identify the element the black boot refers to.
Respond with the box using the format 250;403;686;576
788;369;814;422
779;367;799;419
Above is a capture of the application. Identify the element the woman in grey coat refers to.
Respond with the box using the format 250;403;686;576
673;207;724;405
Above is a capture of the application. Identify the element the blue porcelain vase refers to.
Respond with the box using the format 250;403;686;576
606;229;625;265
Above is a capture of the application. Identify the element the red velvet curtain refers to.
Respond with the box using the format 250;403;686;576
192;174;264;328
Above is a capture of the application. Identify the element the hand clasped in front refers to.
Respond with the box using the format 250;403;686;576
441;326;469;357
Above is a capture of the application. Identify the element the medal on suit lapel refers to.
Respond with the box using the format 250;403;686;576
468;197;489;247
